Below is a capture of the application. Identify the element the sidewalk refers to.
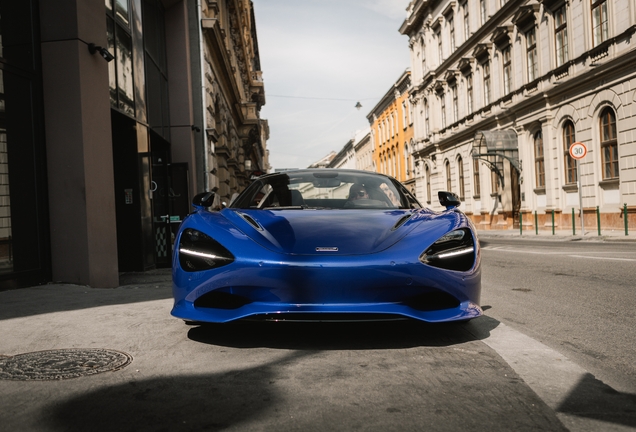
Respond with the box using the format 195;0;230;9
477;227;636;242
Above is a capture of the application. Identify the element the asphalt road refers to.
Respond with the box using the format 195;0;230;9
479;237;636;394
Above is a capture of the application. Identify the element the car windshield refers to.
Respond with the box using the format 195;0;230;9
230;170;421;210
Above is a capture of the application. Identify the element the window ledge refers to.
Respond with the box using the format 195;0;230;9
562;184;578;193
599;178;619;189
533;187;546;195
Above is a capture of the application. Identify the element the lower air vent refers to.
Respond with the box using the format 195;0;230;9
194;291;251;309
405;291;460;311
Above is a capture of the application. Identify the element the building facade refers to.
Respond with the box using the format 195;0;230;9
367;70;416;196
353;128;374;172
400;0;636;231
0;0;267;289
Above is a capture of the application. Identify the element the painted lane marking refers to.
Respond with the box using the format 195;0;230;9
567;255;636;262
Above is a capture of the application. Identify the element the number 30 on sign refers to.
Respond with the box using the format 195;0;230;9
569;142;587;160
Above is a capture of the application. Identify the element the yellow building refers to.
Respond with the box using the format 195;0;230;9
367;70;416;195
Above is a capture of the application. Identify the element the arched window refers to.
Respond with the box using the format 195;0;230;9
600;107;618;179
394;149;399;178
534;130;545;187
425;165;431;204
563;120;576;184
404;144;409;178
445;160;452;191
457;156;465;200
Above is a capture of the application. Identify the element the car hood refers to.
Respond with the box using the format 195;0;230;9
220;209;450;256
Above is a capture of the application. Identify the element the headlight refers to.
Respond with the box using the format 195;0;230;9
178;228;235;272
419;228;475;271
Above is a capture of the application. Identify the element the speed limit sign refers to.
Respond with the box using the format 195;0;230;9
569;142;587;160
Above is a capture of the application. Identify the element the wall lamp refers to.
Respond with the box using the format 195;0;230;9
88;43;115;62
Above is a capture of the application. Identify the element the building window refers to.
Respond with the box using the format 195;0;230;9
106;2;135;116
402;102;407;129
424;99;430;136
404;144;411;178
440;92;446;129
473;159;481;197
463;2;470;41
491;170;499;193
592;0;609;47
502;45;512;95
554;6;568;67
534;130;545;188
563;121;577;184
480;0;487;26
394;148;399;178
600;107;618;179
437;30;443;64
526;27;538;81
452;85;458;123
483;61;491;106
449;16;455;52
466;73;473;113
457;156;465;200
421;36;426;73
426;165;431;203
445;160;452;191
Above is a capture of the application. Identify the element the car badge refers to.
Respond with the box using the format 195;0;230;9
316;247;338;252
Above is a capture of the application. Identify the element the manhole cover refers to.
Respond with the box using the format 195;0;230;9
0;348;133;381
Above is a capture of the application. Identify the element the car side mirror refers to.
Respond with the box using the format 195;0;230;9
438;191;461;209
192;191;215;209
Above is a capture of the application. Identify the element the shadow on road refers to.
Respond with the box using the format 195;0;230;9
0;269;173;320
46;351;304;432
186;315;500;350
558;373;636;428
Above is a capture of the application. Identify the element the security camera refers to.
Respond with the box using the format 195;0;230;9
88;43;115;62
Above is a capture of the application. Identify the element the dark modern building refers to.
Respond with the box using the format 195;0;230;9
0;0;268;289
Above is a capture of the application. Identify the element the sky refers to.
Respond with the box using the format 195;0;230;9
252;0;412;171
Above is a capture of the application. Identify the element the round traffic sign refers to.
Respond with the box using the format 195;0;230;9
569;142;587;160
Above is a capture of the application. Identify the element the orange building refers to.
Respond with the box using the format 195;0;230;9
367;70;416;194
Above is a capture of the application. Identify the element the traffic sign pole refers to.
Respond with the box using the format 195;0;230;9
570;142;587;236
577;159;585;236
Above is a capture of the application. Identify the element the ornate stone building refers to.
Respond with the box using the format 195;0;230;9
401;0;636;231
199;0;269;208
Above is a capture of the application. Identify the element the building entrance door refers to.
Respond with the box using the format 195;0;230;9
150;137;189;267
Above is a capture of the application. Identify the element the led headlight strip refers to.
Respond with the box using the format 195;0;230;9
419;228;476;272
179;228;235;272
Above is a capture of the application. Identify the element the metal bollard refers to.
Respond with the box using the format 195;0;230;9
520;212;523;235
597;206;601;236
535;211;538;235
572;208;575;235
552;210;555;235
625;203;629;236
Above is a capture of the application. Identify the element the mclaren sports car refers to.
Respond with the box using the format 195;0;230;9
171;169;482;324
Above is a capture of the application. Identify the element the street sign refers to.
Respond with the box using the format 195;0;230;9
569;142;587;159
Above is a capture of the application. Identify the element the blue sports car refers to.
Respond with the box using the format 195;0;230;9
171;169;482;324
